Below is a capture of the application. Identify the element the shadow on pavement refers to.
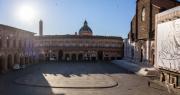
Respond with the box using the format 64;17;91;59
0;61;132;95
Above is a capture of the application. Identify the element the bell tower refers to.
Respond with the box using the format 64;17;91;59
39;20;43;36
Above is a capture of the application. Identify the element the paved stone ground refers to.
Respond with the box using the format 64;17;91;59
15;62;117;88
0;62;172;95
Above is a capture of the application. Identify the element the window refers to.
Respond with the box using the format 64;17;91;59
24;41;26;48
13;39;16;48
141;7;146;21
7;37;10;48
19;40;21;48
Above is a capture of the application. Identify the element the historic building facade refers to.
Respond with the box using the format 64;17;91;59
0;20;123;73
0;24;36;73
35;21;123;62
125;0;179;65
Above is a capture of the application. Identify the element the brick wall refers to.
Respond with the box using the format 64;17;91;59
136;0;179;40
137;0;151;40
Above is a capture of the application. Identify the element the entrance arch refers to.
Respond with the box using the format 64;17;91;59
0;56;3;73
78;53;83;61
58;50;63;61
72;54;76;61
7;54;12;69
140;49;143;62
65;54;70;61
14;54;18;64
45;53;49;61
20;57;24;65
92;57;96;61
25;57;28;64
151;49;155;65
98;51;103;60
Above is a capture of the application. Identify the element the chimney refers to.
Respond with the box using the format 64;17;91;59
39;20;43;36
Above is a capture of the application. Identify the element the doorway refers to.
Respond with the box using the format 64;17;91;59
140;49;143;62
98;51;103;61
58;50;63;61
7;55;12;69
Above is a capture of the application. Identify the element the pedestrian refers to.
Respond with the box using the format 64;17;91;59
148;81;151;87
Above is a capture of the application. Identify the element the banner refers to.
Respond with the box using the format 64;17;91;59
156;19;180;72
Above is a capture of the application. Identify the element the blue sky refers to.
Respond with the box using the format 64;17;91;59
0;0;136;38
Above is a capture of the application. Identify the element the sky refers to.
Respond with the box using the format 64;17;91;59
0;0;136;38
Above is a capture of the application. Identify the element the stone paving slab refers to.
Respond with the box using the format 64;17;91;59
15;73;118;88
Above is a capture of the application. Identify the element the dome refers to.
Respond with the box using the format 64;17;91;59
79;20;93;36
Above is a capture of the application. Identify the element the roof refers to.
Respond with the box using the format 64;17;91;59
79;20;93;33
35;35;123;40
0;24;35;34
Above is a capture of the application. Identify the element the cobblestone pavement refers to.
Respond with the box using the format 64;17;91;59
0;62;172;95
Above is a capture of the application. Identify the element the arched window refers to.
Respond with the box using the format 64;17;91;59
141;7;146;21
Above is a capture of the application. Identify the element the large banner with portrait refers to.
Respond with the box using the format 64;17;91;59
156;19;180;72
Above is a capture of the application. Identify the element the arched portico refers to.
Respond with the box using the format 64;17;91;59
0;56;3;73
7;54;12;69
78;53;83;61
58;50;63;61
25;57;28;64
20;57;24;65
98;51;103;61
14;53;18;64
71;54;76;61
65;54;70;61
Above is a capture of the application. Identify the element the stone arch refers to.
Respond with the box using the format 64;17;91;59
137;40;146;63
78;53;83;61
58;50;63;61
91;55;96;61
98;51;103;60
33;55;36;63
20;56;24;65
140;48;143;62
0;56;4;73
150;49;155;65
71;54;76;61
65;54;70;61
25;56;28;64
29;56;32;64
44;53;49;61
7;54;12;69
14;53;18;64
